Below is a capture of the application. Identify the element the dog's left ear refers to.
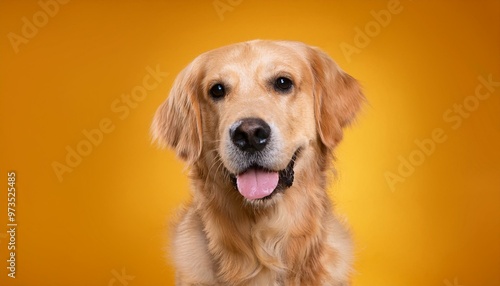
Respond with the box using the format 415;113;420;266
151;61;203;164
308;47;365;149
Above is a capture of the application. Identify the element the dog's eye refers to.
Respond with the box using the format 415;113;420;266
209;83;226;99
274;77;293;93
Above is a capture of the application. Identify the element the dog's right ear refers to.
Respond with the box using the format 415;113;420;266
151;61;203;164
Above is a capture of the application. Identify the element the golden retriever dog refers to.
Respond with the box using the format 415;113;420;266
152;40;364;285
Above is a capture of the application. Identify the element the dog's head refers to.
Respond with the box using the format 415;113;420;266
152;40;364;203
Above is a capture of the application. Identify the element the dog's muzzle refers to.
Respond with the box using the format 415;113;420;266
228;118;299;200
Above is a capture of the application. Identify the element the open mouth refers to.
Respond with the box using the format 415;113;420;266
230;149;300;201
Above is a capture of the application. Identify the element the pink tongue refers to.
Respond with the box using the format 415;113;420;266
236;169;279;200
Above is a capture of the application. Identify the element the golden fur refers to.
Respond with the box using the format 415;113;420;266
152;40;364;285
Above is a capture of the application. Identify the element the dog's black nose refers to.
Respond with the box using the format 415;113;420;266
230;118;271;152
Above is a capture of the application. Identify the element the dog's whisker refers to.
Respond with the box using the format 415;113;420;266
207;155;223;178
204;148;231;186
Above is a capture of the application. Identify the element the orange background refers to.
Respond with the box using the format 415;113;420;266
1;0;499;285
